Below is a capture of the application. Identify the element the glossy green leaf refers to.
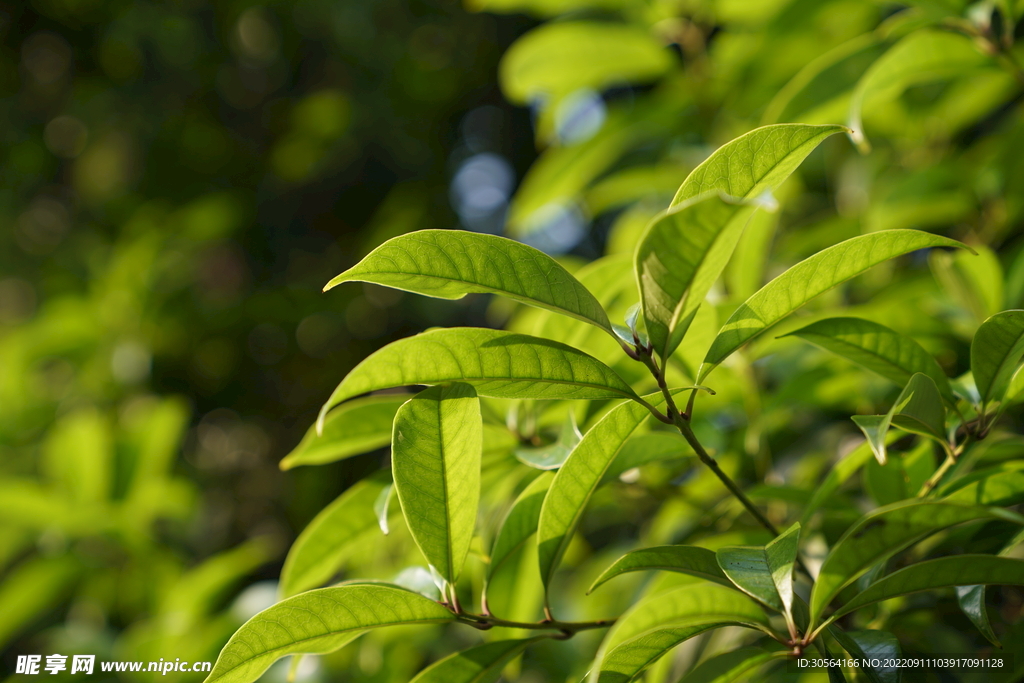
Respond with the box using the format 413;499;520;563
204;584;454;683
515;411;582;470
852;373;946;465
943;463;1024;506
972;310;1024;407
325;230;612;334
957;584;1000;647
829;628;899;683
488;472;554;581
848;29;989;151
319;328;640;430
830;555;1024;622
700;231;968;381
500;22;672;106
537;392;672;592
784;317;953;403
589;545;731;594
682;647;781;683
716;546;784;612
392;383;482;584
809;501;1024;628
409;637;545;683
669;124;848;207
595;622;752;683
374;483;395;535
280;395;407;470
280;474;392;597
766;522;800;616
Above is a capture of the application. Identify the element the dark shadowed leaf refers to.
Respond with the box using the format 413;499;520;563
972;310;1024;407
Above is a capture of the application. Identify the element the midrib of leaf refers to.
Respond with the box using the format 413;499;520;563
437;393;455;582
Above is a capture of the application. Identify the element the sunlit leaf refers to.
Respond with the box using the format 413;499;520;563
600;432;690;484
942;462;1024;506
972;310;1024;408
204;584;454;683
319;328;641;430
931;246;1004;324
280;474;392;597
852;373;946;465
595;622;750;683
682;647;781;683
280;395;407;470
589;546;731;594
700;231;968;381
809;501;1024;628
374;483;395;535
488;472;554;582
784;317;953;403
325;230;613;334
515;411;582;470
409;637;546;683
393;383;482;584
716;546;784;612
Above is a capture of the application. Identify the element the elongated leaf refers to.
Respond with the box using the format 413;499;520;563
375;483;395;535
683;647;780;683
784;317;953;403
670;124;848;206
766;522;800;616
410;637;545;683
830;555;1024;621
800;433;900;526
809;501;1024;627
957;584;1000;647
393;383;482;584
537;392;673;592
326;230;612;334
589;546;731;594
205;584;454;683
972;310;1024;407
280;474;391;597
829;628;899;683
943;463;1024;506
281;395;407;470
601;432;690;484
319;328;640;430
700;231;968;381
853;373;946;465
848;29;989;151
488;472;554;581
596;622;755;683
716;546;784;612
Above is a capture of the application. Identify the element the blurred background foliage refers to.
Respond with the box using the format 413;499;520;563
4;0;1024;680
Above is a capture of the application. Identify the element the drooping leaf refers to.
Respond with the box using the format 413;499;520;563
972;310;1024;408
852;373;946;465
670;124;848;206
325;230;613;335
829;628;900;683
848;29;990;151
280;395;408;470
809;501;1024;627
280;474;392;597
957;584;1000;647
204;584;454;683
488;472;554;582
681;647;781;683
392;383;482;585
319;328;641;430
699;231;968;381
829;555;1024;622
784;317;953;403
515;411;582;470
409;637;546;683
589;546;731;594
595;622;751;683
537;392;675;592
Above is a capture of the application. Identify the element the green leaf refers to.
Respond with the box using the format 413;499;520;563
829;629;899;683
766;522;800;616
852;373;946;465
783;317;953;404
670;124;848;207
393;383;482;585
864;439;934;506
848;29;989;151
595;622;750;683
280;395;407;470
972;310;1024;407
325;230;613;335
204;584;454;683
682;647;781;683
957;584;1000;647
42;408;112;504
716;546;784;612
0;556;79;649
829;555;1024;622
279;474;392;597
515;411;582;470
319;328;640;430
374;483;395;535
589;545;732;594
600;432;690;485
488;472;554;582
809;501;1024;628
500;22;672;106
943;463;1024;506
800;433;902;526
931;245;1004;324
699;231;969;381
537;392;675;593
409;637;545;683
